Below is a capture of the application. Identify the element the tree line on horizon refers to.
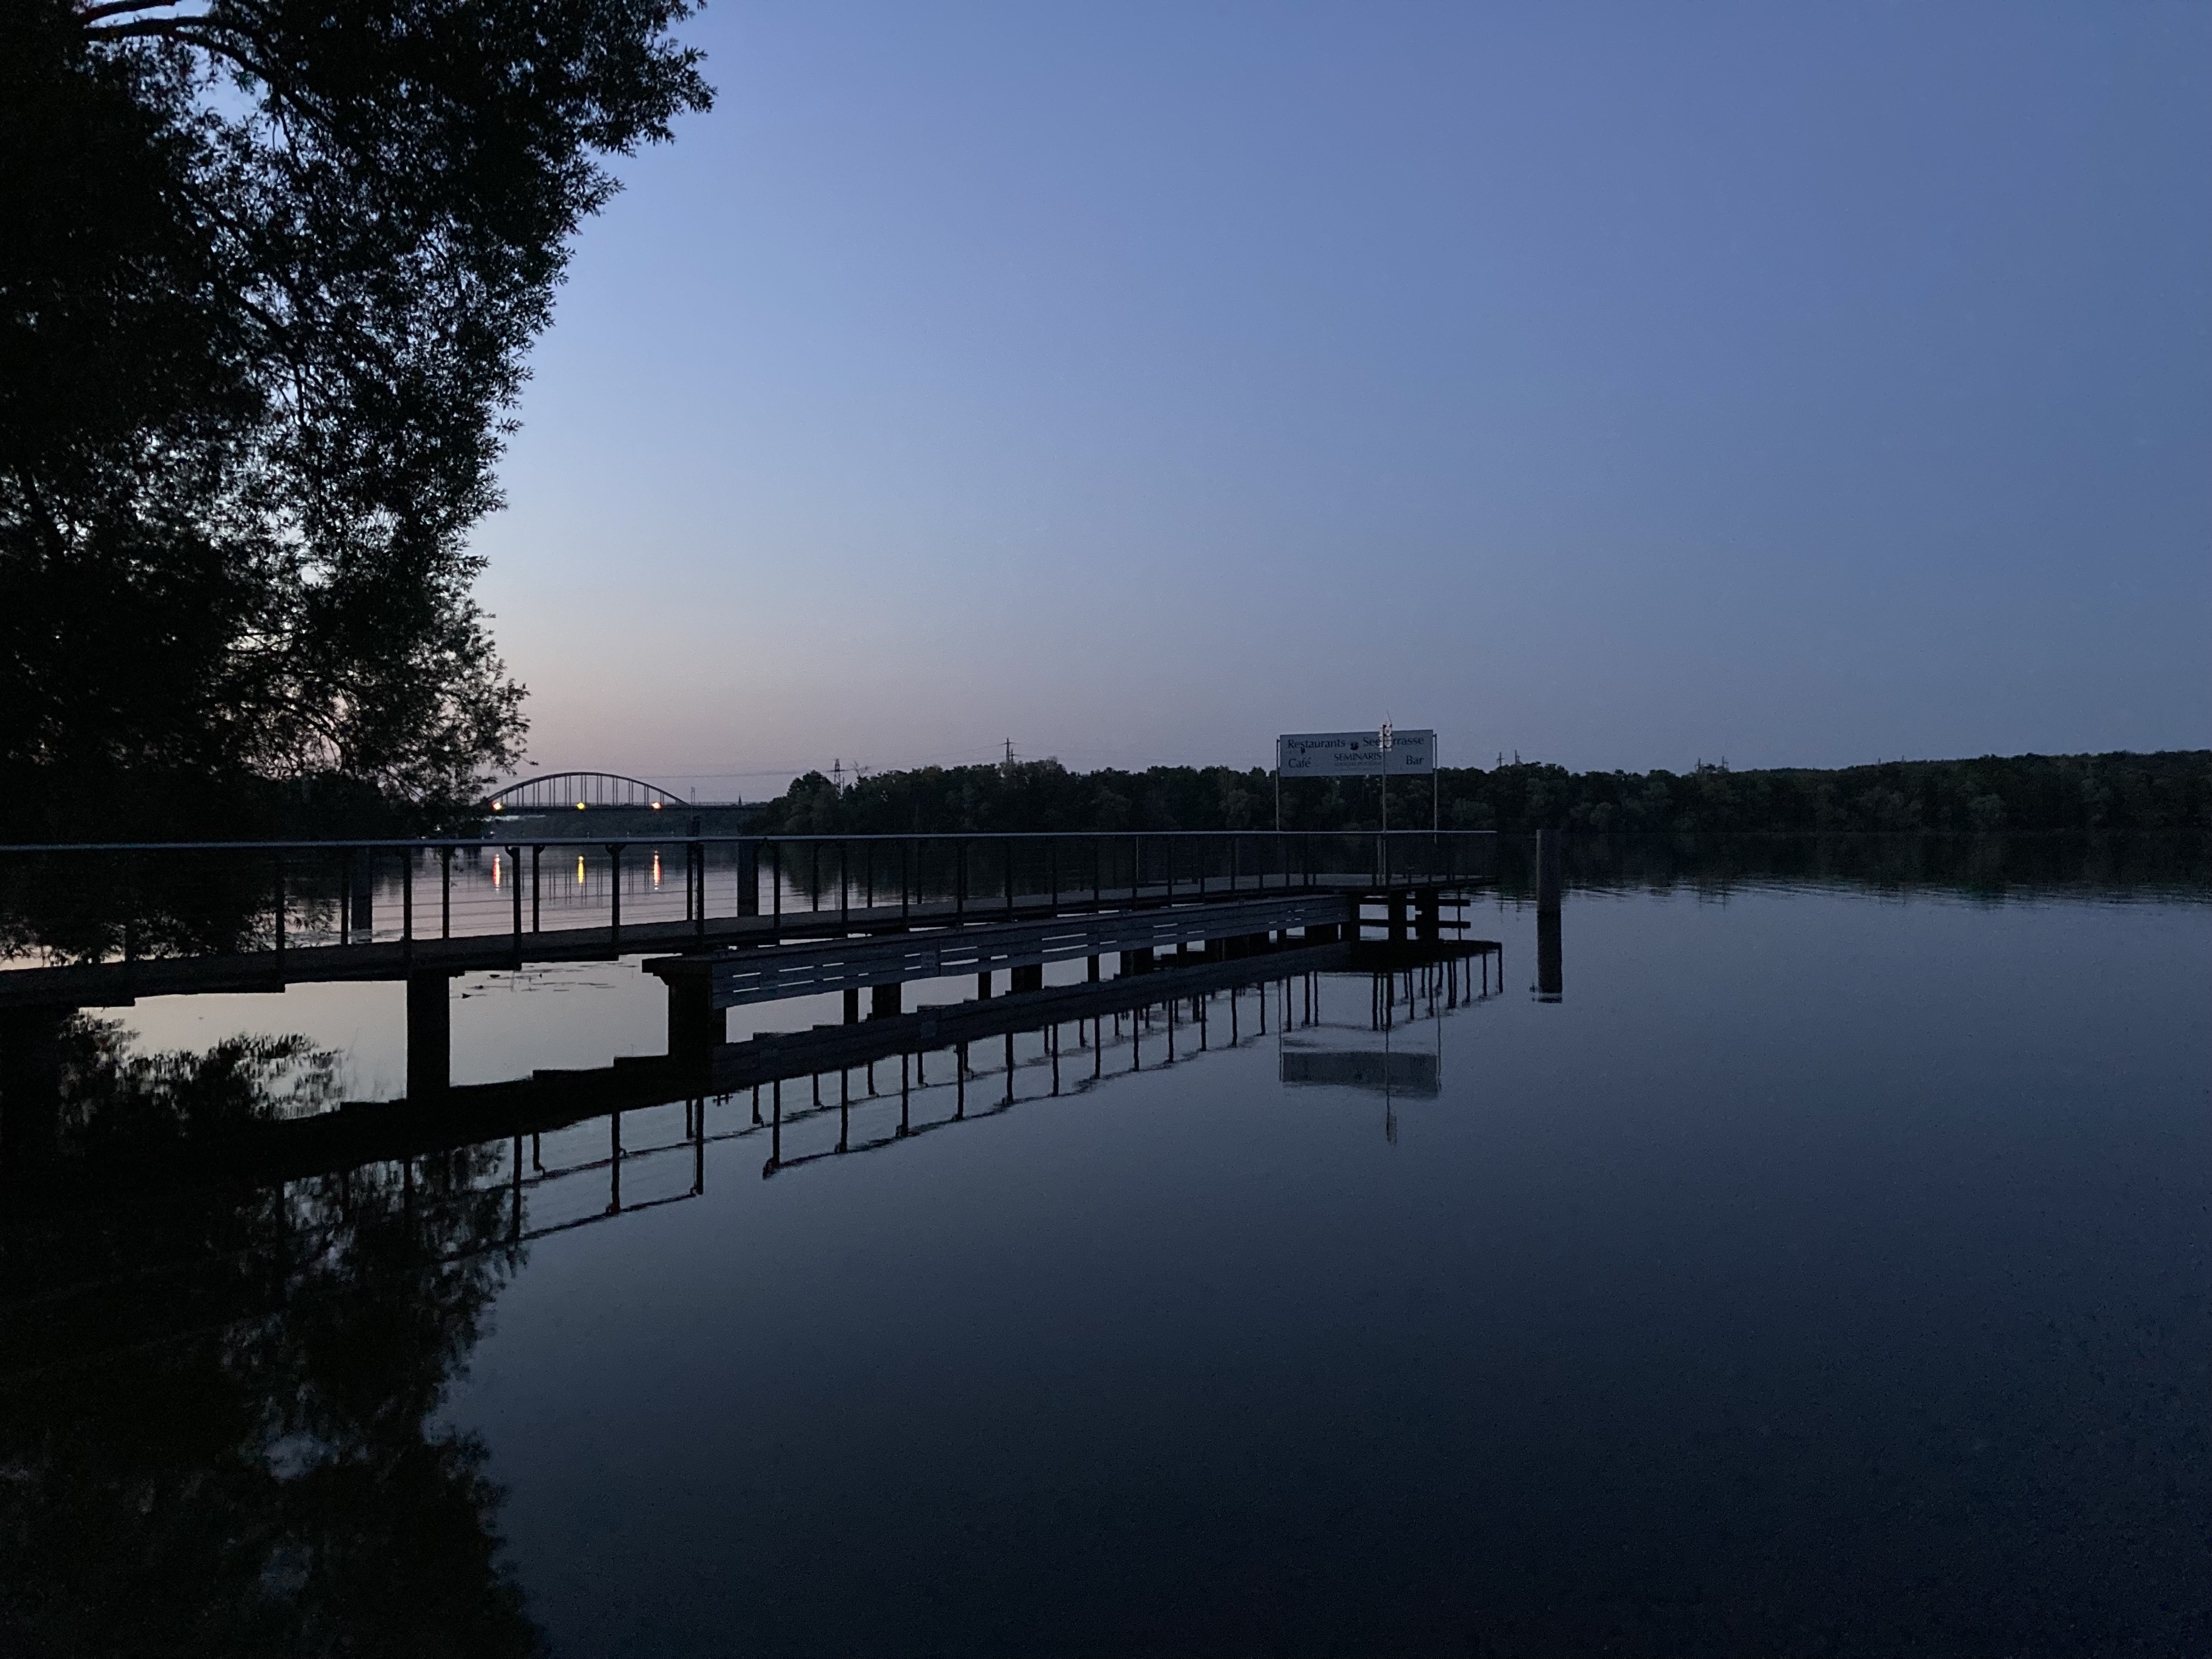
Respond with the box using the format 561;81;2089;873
747;750;2212;838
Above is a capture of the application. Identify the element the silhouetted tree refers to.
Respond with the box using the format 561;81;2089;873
1;0;712;837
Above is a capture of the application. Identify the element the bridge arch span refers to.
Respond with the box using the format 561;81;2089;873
486;771;691;812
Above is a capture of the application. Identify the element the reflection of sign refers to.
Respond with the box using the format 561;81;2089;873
1277;730;1435;776
1279;1049;1440;1096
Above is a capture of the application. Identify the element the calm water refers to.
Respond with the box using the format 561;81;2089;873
5;843;2208;1655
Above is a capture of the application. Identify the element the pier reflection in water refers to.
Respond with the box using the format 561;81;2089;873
0;945;1494;1657
3;840;2208;1656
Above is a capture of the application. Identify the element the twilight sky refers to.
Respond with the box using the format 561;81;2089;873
471;2;2209;795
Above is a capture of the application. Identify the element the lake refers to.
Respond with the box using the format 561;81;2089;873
3;837;2205;1656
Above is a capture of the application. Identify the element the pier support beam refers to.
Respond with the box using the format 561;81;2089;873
668;973;722;1055
1416;891;1441;941
1121;947;1155;975
843;988;861;1024
977;970;993;999
1087;955;1101;982
871;982;902;1019
1010;963;1043;994
406;971;455;1099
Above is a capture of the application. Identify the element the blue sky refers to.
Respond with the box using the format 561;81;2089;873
471;2;2209;794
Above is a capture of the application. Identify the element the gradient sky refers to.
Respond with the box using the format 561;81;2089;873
470;2;2210;795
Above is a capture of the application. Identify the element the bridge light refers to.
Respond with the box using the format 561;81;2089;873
577;802;586;810
651;800;662;809
491;802;503;811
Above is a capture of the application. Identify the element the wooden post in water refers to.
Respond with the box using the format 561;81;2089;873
405;970;451;1099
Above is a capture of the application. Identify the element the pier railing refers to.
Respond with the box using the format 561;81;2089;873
0;830;1498;976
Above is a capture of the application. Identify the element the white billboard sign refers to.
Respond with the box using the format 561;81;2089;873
1277;729;1436;776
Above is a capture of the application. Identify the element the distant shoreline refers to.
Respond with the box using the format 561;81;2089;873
742;750;2211;839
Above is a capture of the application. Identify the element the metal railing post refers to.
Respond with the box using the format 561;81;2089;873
273;850;285;958
531;845;542;932
510;844;523;951
439;846;453;939
402;852;414;957
608;844;622;947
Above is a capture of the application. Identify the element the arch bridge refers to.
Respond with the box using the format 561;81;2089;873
486;772;691;813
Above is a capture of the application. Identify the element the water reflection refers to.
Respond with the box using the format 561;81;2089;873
1535;909;1563;1000
1;950;1489;1657
5;838;2207;1655
1498;827;2212;902
0;1022;539;1656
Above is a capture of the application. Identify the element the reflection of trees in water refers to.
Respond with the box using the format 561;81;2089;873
1;1022;542;1656
0;851;292;967
1508;830;2212;902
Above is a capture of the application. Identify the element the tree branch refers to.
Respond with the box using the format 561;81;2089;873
77;0;198;23
84;15;286;100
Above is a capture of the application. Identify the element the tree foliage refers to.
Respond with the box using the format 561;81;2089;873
0;0;710;837
748;751;2212;838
